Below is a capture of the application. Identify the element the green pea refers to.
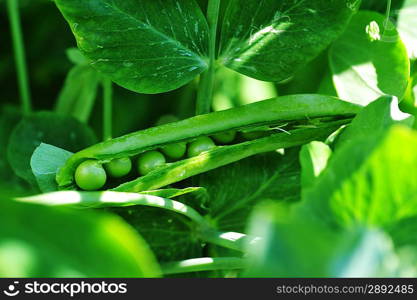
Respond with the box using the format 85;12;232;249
104;157;132;178
212;131;236;144
187;136;216;157
75;160;106;191
161;142;187;160
137;151;166;175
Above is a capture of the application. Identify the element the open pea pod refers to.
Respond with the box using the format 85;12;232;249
56;95;360;191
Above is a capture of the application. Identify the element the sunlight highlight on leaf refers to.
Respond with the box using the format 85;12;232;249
219;0;358;81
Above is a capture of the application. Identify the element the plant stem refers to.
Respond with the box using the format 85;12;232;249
177;81;197;119
197;227;261;252
17;191;209;226
384;0;392;27
161;257;246;275
196;0;220;115
102;77;113;140
7;0;31;114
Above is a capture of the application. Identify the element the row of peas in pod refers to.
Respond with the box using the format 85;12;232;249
57;96;361;191
73;114;253;190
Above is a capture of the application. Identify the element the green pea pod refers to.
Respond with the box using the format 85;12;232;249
113;122;346;192
56;95;360;189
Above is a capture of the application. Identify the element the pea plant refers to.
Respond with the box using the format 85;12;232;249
1;0;417;278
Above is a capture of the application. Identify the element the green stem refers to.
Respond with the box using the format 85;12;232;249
7;0;31;114
17;191;209;226
161;257;246;275
196;0;220;115
384;0;392;27
197;227;260;252
102;77;113;140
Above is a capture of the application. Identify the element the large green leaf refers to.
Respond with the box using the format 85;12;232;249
330;228;398;277
277;51;329;95
0;200;160;277
397;0;417;59
300;125;417;229
212;67;277;111
7;112;97;186
388;216;417;248
244;202;398;277
360;0;389;11
335;96;412;149
219;0;359;82
0;106;32;198
360;0;408;12
329;11;410;105
54;0;209;94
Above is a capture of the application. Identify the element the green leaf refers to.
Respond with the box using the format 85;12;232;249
330;228;398;277
300;125;417;229
54;0;209;94
244;202;398;277
55;65;100;122
244;203;337;277
0;199;160;277
7;112;97;186
317;69;338;96
30;143;73;193
403;63;417;114
277;51;329;95
299;141;332;191
335;96;412;149
329;11;410;105
19;191;207;225
397;0;417;59
219;0;359;82
388;216;417;248
199;150;301;233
